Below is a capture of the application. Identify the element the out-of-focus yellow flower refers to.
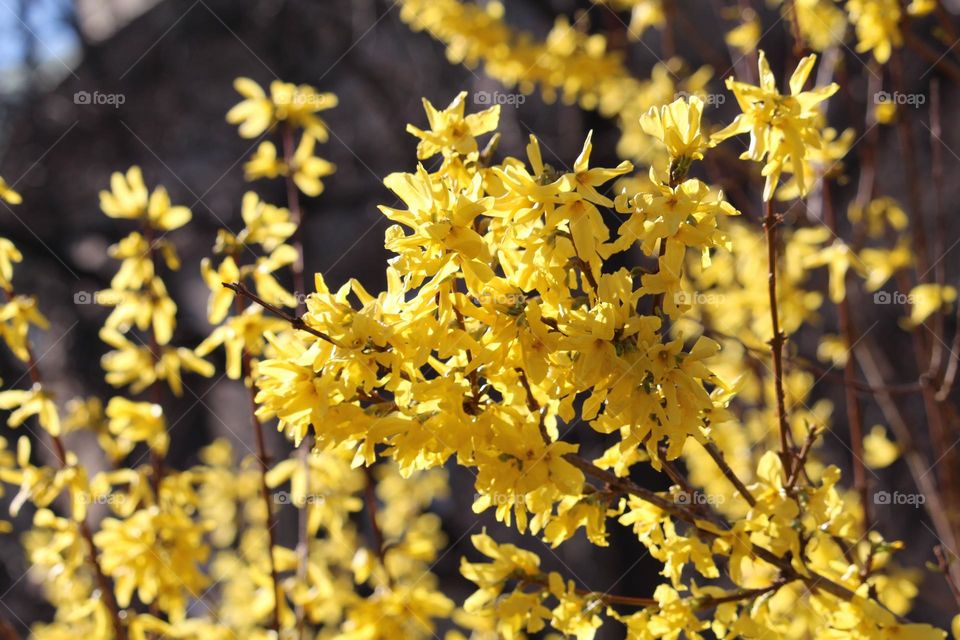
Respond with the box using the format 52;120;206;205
99;166;192;231
725;9;760;55
227;77;337;141
864;424;899;469
903;284;957;328
0;238;21;290
0;387;60;435
849;197;909;238
0;295;49;362
95;504;211;621
290;134;336;196
201;256;240;324
106;397;169;456
817;334;849;367
244;141;284;181
847;0;902;63
876;101;897;124
238;192;296;251
0;177;21;205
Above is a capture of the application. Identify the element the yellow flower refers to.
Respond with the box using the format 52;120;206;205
238;191;296;251
406;91;500;159
99;167;191;231
849;197;909;238
0;295;49;362
243;141;285;181
100;328;213;395
99;278;178;346
863;424;899;469
712;51;839;200
847;0;902;63
95;505;211;621
725;10;760;55
201;256;240;324
196;311;286;380
803;240;864;303
106;397;169;456
903;283;957;328
0;237;22;290
227;77;337;140
793;0;847;51
640;95;708;164
290;134;336;196
99;166;148;219
0;177;21;205
226;77;274;138
0;387;61;435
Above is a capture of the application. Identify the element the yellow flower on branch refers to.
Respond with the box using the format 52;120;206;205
99;166;191;231
406;91;500;159
712;51;839;201
227;77;337;141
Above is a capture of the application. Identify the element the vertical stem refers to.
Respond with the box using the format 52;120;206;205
142;224;166;496
762;199;793;465
3;287;127;640
660;0;677;58
822;181;871;529
234;293;282;634
280;123;311;639
363;466;394;588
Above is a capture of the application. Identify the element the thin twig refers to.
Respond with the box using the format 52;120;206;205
702;441;756;507
281;122;313;640
822;180;871;529
234;292;282;634
762;199;794;463
223;281;347;348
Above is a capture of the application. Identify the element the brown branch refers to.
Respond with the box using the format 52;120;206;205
141;223;167;496
233;292;282;634
902;31;960;84
702;441;756;507
934;545;960;609
762;199;794;462
223;281;347;348
565;453;868;607
822;181;871;529
363;466;394;588
281;122;313;640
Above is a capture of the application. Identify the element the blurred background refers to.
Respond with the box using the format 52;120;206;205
0;0;958;634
